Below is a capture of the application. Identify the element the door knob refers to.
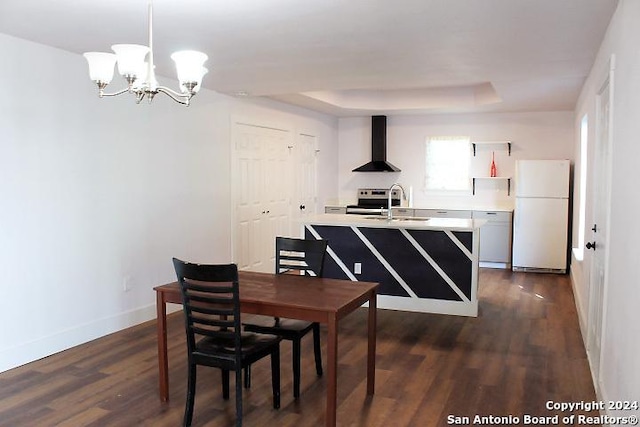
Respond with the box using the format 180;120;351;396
586;241;596;250
300;204;306;210
592;224;597;232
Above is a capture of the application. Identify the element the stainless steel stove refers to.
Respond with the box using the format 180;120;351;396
346;188;401;215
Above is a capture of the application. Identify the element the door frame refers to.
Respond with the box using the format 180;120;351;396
586;54;615;393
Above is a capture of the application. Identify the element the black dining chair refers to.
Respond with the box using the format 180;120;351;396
172;258;281;427
242;237;328;399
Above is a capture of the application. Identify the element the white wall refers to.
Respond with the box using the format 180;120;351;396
337;112;574;208
0;33;338;372
570;0;640;413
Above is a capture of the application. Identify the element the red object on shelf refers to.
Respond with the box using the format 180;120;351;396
490;152;497;177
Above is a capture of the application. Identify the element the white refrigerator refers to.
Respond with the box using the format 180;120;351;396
512;160;570;273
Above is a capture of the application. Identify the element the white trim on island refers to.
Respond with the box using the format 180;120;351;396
303;214;484;317
304;213;486;231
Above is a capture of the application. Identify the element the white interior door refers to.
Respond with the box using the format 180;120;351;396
587;57;613;389
262;129;293;253
233;122;292;273
292;133;318;235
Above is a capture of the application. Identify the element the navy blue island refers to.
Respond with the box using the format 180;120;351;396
303;214;486;317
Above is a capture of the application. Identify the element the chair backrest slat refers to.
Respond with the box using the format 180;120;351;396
173;258;241;361
189;312;234;327
275;237;328;277
189;304;234;316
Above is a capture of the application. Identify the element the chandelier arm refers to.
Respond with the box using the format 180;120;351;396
156;86;193;106
99;87;132;98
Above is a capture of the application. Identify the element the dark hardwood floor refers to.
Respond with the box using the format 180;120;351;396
0;269;596;426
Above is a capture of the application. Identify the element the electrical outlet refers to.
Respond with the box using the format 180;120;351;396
123;275;132;292
354;263;362;275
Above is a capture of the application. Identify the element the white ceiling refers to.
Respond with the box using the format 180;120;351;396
0;0;617;116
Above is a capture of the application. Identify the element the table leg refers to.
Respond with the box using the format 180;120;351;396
367;290;376;395
326;314;338;427
156;291;169;402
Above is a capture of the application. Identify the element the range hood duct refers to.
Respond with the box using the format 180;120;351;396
352;115;401;172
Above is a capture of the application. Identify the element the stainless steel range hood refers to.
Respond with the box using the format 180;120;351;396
352;115;401;172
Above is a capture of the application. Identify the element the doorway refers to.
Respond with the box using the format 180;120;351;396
232;121;292;272
231;121;320;273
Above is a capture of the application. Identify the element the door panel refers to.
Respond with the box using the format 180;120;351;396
293;133;318;232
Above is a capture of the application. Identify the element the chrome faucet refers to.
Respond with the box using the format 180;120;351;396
387;183;406;220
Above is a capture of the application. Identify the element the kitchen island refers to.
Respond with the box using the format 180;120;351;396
303;214;486;317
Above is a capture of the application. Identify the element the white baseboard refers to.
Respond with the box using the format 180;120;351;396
479;261;510;269
570;267;589;347
0;303;159;373
597;378;609;418
370;294;478;317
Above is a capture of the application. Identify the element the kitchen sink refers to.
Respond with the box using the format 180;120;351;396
364;216;399;221
396;217;431;222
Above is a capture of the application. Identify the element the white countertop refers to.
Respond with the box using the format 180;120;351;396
324;204;513;212
396;205;513;212
304;214;487;231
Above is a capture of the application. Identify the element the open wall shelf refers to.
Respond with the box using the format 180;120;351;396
472;177;511;195
471;141;512;156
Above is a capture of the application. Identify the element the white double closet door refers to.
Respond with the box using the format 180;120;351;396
232;121;318;273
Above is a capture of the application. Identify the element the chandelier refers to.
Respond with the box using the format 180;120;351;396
82;1;208;106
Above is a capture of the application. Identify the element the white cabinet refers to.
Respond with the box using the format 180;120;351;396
389;206;512;268
472;210;512;267
325;206;346;214
414;209;472;219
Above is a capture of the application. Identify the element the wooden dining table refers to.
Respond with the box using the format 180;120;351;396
154;270;378;427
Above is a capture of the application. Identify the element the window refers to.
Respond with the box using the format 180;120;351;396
574;115;589;261
425;136;471;191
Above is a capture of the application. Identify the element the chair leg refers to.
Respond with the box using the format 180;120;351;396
271;346;281;409
292;338;301;399
312;323;323;377
244;365;251;389
184;363;197;427
235;369;243;427
222;369;230;400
